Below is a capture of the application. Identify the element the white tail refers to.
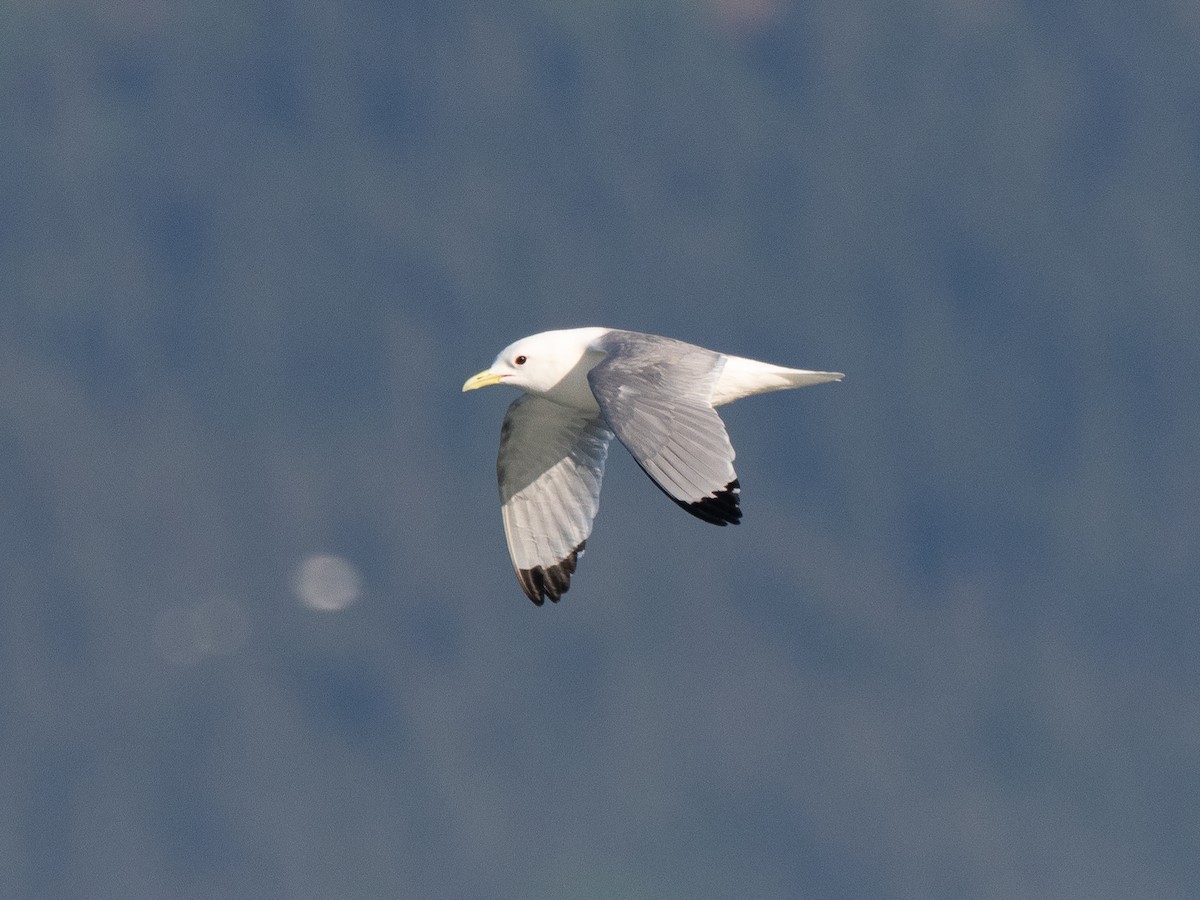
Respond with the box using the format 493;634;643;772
711;355;844;407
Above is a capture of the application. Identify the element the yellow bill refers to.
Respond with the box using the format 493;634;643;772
462;370;508;392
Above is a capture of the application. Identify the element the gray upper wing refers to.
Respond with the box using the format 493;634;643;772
497;393;614;605
587;331;741;526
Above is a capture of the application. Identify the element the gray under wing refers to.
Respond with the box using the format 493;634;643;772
497;394;613;604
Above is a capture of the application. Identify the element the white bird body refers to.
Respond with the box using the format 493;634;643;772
472;326;840;411
463;327;842;605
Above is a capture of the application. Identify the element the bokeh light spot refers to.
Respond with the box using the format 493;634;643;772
152;596;250;666
293;554;363;612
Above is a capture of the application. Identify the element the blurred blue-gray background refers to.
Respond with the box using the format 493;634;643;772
3;1;1198;897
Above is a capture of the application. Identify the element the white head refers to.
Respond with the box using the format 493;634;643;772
462;328;608;398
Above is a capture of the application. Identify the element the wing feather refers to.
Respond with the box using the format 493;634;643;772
588;331;742;525
497;394;613;604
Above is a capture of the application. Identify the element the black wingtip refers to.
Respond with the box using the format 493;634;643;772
517;541;586;605
675;479;742;526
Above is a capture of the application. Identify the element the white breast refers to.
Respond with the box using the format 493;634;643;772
537;327;610;412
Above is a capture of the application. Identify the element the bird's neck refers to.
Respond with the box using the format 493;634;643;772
537;331;609;412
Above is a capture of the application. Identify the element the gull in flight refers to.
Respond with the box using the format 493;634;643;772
463;327;842;605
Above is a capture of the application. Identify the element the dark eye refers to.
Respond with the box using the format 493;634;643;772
514;355;527;366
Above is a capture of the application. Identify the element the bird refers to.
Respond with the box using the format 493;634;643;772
462;327;843;605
